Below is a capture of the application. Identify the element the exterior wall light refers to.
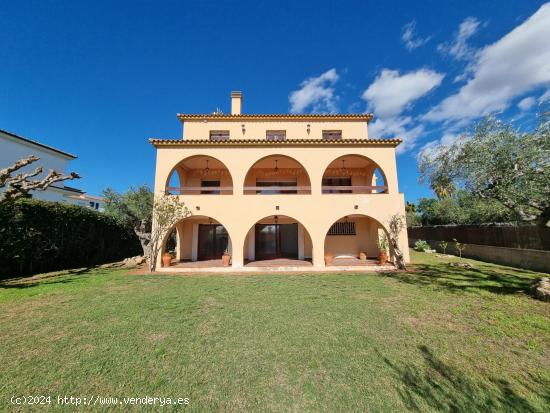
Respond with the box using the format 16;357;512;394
307;124;311;135
241;124;246;135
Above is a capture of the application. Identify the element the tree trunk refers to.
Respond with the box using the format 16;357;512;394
133;220;152;271
391;238;406;270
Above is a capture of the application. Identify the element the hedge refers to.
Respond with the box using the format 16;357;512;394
0;199;142;278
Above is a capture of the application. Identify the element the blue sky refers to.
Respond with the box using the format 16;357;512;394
1;0;549;202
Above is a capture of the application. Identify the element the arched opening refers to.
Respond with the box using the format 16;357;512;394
162;215;233;267
322;155;387;194
165;155;233;195
243;155;311;194
243;215;313;266
324;214;389;266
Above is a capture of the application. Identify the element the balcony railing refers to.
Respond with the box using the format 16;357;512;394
322;185;387;194
165;186;233;195
244;186;311;195
166;185;387;195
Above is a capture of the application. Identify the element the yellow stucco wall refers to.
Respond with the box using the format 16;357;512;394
153;142;409;268
324;217;380;258
182;120;369;141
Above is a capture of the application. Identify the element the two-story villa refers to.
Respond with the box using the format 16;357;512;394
150;92;409;270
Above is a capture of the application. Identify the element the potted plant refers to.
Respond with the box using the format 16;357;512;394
377;234;389;265
324;252;334;265
162;252;173;267
222;249;231;267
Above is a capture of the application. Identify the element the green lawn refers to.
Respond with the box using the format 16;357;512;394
1;251;549;412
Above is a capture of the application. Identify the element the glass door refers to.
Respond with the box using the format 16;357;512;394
279;224;298;258
255;223;298;260
198;224;228;260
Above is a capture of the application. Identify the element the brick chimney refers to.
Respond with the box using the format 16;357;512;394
231;91;242;115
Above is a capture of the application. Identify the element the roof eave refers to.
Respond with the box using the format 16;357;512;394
0;129;77;159
148;138;401;148
176;113;374;123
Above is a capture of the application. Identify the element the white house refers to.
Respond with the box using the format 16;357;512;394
0;128;105;211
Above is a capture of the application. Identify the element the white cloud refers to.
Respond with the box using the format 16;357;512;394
540;89;550;103
438;17;480;61
289;69;339;113
369;116;425;154
517;96;536;111
425;4;550;123
361;68;444;152
362;69;444;118
402;21;431;51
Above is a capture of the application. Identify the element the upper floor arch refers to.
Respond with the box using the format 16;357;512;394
165;155;234;195
321;154;388;194
243;154;312;195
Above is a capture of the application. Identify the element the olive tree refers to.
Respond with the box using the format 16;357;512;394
388;214;406;270
148;195;190;271
103;186;190;271
418;111;550;226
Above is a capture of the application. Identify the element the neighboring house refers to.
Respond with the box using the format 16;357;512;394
151;91;409;269
0;129;105;211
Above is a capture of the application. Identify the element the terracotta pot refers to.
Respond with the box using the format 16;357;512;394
378;251;388;265
324;252;334;265
222;253;231;267
162;252;173;267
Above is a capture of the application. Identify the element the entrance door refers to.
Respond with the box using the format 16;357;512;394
255;223;298;260
198;224;228;260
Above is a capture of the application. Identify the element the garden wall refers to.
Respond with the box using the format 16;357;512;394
0;200;141;278
408;225;550;272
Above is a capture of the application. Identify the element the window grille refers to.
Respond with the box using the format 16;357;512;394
209;130;230;140
327;221;356;236
266;130;286;141
322;130;342;140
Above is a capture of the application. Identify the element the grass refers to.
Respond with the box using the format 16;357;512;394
0;251;549;412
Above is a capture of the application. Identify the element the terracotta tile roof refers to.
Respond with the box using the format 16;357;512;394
149;138;401;147
177;113;374;122
0;128;77;159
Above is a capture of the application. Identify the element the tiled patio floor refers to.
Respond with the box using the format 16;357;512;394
329;257;380;266
244;258;313;267
170;259;225;268
159;257;392;273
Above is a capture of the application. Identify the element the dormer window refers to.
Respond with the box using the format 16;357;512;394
266;130;286;141
322;130;342;140
209;130;230;141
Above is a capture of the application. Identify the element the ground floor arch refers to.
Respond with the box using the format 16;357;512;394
323;214;389;266
243;215;313;264
163;215;233;266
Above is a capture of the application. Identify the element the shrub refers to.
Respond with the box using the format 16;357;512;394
414;240;431;252
453;238;467;258
0;199;141;278
377;234;389;251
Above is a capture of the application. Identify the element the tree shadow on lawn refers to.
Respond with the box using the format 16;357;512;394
0;267;95;289
380;345;550;412
389;262;538;296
